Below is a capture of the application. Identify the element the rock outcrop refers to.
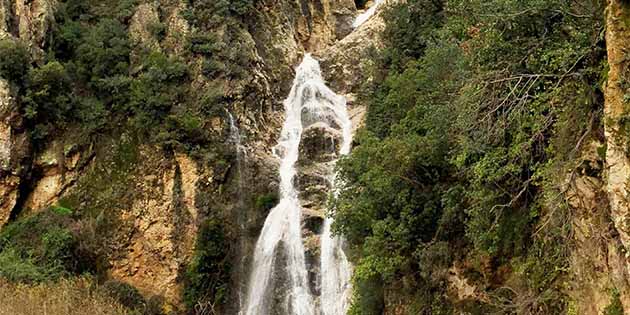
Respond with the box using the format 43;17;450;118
0;0;56;226
0;0;11;37
108;148;201;307
566;141;630;313
14;0;56;60
605;0;630;254
0;0;387;310
0;78;20;226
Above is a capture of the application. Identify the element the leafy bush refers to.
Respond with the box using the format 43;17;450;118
348;275;384;315
604;289;624;315
255;193;278;211
75;18;131;86
183;218;232;309
0;39;30;84
0;249;51;282
129;51;189;136
22;61;73;140
0;209;88;282
52;205;73;216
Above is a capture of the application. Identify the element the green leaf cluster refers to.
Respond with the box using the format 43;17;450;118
334;0;606;312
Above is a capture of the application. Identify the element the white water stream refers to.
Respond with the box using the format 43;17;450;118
228;112;249;314
241;54;353;315
241;1;392;311
353;0;386;28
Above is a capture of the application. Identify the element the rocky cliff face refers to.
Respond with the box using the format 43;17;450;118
565;140;630;313
605;0;630;257
0;0;56;227
595;0;630;312
0;0;387;310
6;1;630;314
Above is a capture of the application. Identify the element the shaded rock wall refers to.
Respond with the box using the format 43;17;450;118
0;0;56;226
604;0;630;257
566;141;630;313
0;0;367;310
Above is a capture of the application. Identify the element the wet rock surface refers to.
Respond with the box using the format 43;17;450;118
299;122;341;164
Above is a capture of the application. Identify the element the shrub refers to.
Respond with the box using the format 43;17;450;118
52;205;73;216
255;193;278;211
604;289;624;315
22;61;73;140
147;22;167;41
348;275;384;315
0;210;82;282
0;249;50;282
75;18;131;84
0;39;30;84
334;0;604;312
183;218;232;309
129;51;189;135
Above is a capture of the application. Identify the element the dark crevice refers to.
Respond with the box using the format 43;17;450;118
355;0;369;9
8;165;39;222
7;0;19;38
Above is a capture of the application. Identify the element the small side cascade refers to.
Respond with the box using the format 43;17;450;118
352;0;386;28
228;112;249;314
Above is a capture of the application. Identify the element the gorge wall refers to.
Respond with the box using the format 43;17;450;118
4;1;630;314
0;0;384;312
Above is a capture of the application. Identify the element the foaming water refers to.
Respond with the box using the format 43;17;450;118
241;54;353;315
352;0;386;28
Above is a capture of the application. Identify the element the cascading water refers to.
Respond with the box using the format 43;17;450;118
228;113;246;196
320;95;353;315
228;112;249;314
242;54;353;315
352;0;386;28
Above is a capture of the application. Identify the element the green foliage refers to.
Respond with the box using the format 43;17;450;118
0;249;52;282
22;61;73;140
378;0;444;73
183;218;232;309
147;21;167;41
0;39;30;84
52;205;73;216
604;289;625;315
255;193;279;211
15;0;253;155
189;32;222;55
0;210;81;282
347;275;384;315
334;0;605;312
183;0;255;28
129;51;189;135
75;18;131;90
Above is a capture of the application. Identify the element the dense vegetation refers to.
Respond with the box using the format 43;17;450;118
0;0;258;314
332;0;607;314
1;0;622;314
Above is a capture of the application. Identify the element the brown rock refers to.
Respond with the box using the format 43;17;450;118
298;122;341;164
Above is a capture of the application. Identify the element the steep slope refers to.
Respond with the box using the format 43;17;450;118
0;0;388;313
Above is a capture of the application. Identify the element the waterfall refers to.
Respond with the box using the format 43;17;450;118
320;75;353;315
242;54;353;315
228;113;246;193
352;0;386;28
228;112;249;314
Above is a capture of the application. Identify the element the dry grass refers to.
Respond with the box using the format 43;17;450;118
0;277;131;315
